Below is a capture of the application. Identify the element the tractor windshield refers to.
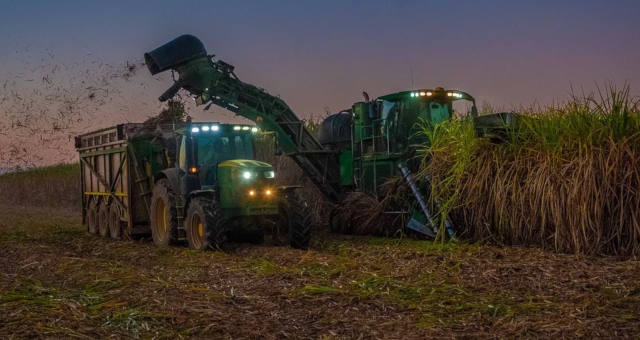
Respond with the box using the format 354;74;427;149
196;132;255;167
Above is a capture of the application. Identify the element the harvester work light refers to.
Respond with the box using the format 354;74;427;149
201;125;210;131
242;171;253;179
242;126;250;131
251;127;258;133
211;125;219;131
191;127;200;133
233;126;241;131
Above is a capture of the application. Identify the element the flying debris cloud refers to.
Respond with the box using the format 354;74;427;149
0;48;243;168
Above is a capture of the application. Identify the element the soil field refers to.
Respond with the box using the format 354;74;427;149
1;204;639;339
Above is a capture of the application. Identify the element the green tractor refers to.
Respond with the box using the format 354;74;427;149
149;121;311;250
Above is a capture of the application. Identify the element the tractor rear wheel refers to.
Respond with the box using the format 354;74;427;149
87;198;99;234
150;179;179;246
98;201;110;237
185;197;226;250
109;204;123;239
280;191;311;250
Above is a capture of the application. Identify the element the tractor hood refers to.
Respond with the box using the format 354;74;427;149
216;159;277;214
217;159;272;169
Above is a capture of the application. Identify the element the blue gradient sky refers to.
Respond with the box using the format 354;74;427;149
1;0;639;115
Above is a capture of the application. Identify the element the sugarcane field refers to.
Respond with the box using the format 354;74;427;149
1;2;639;339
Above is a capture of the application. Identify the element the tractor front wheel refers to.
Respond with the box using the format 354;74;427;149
150;179;179;246
185;197;226;251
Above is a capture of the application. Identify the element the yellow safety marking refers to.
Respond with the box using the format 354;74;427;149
84;192;128;197
164;148;171;166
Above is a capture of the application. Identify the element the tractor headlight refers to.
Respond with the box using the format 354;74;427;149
242;171;253;179
264;170;275;179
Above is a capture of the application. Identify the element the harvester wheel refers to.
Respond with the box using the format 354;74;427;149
109;204;123;239
150;179;179;246
185;197;226;250
87;198;99;234
98;201;110;237
282;191;311;250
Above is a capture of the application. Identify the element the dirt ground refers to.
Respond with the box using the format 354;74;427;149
1;204;639;339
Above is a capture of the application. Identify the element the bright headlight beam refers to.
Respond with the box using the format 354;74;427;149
251;127;258;133
233;126;241;131
191;127;200;133
242;171;252;179
201;125;210;131
211;125;219;131
242;126;250;131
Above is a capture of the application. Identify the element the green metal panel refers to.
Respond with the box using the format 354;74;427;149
339;151;353;186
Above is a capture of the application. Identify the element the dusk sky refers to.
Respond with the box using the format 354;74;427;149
1;0;639;166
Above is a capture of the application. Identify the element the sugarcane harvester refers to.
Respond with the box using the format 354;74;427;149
145;34;482;238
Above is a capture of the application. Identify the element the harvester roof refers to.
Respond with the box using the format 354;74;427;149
378;87;475;102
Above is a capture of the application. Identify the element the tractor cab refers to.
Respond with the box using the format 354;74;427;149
177;122;278;218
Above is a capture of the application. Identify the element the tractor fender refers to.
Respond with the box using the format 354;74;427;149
155;168;182;193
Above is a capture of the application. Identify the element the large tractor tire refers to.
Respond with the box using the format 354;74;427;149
98;201;110;237
87;198;99;234
185;197;226;250
109;204;123;240
150;179;179;246
280;191;311;250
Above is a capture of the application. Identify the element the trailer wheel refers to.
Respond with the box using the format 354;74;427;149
150;179;179;246
185;197;226;250
282;191;311;250
98;201;110;237
87;198;99;234
109;204;123;239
